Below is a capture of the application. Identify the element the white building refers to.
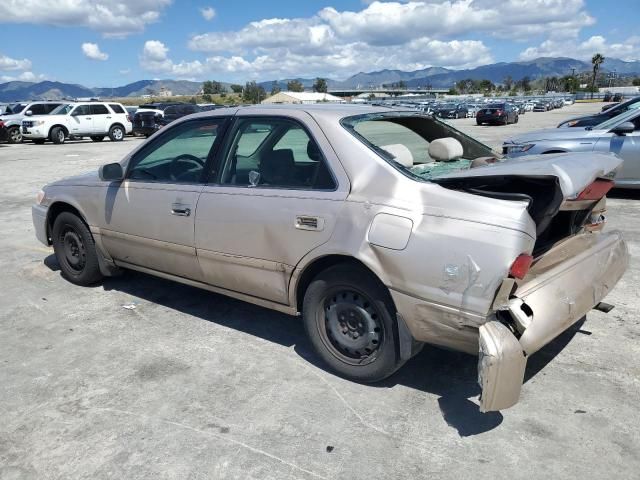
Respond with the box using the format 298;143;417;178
599;86;640;95
261;91;344;104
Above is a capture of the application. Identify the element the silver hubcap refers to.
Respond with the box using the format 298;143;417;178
113;128;123;140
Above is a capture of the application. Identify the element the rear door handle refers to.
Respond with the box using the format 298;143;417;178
171;204;191;216
295;215;324;231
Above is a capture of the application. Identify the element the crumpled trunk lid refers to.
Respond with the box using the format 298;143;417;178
433;152;622;199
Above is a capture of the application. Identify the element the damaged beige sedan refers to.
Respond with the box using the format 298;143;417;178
32;105;629;411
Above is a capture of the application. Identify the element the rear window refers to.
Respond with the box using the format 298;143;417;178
342;113;498;181
109;104;125;114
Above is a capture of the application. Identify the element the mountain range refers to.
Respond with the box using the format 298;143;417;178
1;57;639;102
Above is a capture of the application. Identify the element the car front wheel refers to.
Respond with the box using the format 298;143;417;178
303;264;402;383
51;127;66;144
7;126;22;144
52;212;103;285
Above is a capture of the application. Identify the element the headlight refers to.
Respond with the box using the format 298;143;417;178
506;144;535;154
36;189;46;205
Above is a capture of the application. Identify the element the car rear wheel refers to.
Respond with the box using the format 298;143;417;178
7;126;22;144
109;125;125;142
52;212;103;286
302;264;402;383
51;127;66;144
90;136;105;142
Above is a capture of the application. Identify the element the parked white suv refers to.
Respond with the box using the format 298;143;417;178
22;102;132;144
0;101;63;143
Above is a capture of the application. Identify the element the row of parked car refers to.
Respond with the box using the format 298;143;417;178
387;97;574;126
504;95;640;188
0;100;222;145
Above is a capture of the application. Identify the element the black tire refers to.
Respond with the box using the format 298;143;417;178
51;127;66;144
515;115;519;124
52;212;103;286
302;264;402;383
7;126;22;144
109;125;125;142
90;136;105;142
33;139;46;145
476;120;482;125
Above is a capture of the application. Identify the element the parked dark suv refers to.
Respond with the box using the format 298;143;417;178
133;103;201;137
476;103;518;125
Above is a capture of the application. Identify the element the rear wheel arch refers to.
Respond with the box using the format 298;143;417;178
294;255;394;313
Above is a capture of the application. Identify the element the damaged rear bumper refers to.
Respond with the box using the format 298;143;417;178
479;230;629;412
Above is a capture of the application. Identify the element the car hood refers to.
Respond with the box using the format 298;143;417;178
505;127;598;144
47;170;103;188
432;152;622;198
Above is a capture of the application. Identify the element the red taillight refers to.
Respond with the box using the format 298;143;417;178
127;114;132;122
576;179;614;200
510;254;534;279
496;110;503;115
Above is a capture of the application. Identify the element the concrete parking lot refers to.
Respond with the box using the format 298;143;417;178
1;104;639;479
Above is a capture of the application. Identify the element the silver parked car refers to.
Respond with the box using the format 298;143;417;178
32;105;628;412
504;108;640;188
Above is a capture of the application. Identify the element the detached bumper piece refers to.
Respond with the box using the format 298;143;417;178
478;231;629;412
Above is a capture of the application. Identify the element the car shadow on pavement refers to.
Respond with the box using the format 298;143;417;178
45;256;586;437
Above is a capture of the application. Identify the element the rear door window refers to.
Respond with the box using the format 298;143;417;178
91;104;109;115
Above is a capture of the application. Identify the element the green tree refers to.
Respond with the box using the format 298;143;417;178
313;77;328;93
503;75;513;91
590;53;605;99
478;79;494;92
202;81;214;95
202;94;213;103
271;81;281;95
632;77;640;87
230;84;243;94
243;81;266;104
287;79;305;92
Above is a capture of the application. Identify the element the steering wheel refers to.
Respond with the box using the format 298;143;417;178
170;154;205;181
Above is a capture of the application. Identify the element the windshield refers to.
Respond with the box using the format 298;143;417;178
341;112;499;182
50;104;74;115
594;108;640;131
7;103;27;114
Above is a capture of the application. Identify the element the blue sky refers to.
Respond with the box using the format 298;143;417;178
0;0;638;86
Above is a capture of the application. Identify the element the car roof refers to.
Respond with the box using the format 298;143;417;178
188;103;404;122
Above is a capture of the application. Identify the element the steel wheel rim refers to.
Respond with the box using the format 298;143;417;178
318;289;384;366
113;128;123;140
57;131;64;142
60;226;86;272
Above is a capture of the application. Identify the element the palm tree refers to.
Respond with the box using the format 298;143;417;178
590;53;605;99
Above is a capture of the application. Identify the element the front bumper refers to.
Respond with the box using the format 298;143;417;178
32;204;49;246
479;230;629;412
22;126;47;139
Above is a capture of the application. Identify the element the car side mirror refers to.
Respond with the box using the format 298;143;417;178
612;121;635;135
25;110;33;116
99;162;124;182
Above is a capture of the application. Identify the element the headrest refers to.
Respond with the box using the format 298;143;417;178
428;137;464;162
380;144;414;167
307;140;322;161
261;149;294;184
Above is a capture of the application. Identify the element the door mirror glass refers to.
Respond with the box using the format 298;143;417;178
99;162;124;181
25;110;33;116
612;121;635;135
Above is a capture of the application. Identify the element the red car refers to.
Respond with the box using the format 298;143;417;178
0;120;8;143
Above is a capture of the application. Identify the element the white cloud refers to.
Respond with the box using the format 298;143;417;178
0;71;46;82
140;40;204;79
82;42;109;61
201;7;216;21
0;53;32;71
183;0;596;80
0;0;172;37
119;68;131;75
520;36;640;62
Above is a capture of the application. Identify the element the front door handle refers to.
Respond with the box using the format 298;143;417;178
171;205;191;217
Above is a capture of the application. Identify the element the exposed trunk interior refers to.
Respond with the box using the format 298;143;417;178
434;174;594;256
